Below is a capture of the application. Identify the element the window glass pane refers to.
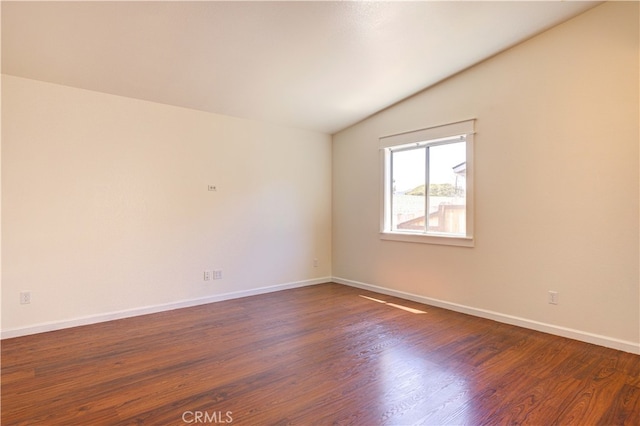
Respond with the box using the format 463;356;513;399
391;147;425;232
428;141;466;235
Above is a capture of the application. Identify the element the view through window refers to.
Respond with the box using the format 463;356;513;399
390;138;466;235
380;119;474;246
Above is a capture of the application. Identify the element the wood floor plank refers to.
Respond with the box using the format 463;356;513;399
2;283;639;425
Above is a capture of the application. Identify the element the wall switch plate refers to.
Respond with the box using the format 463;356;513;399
213;270;222;280
20;291;31;305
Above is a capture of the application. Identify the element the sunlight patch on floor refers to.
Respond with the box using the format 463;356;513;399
359;295;427;314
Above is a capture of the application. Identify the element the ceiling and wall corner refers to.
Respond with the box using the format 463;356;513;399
1;1;600;135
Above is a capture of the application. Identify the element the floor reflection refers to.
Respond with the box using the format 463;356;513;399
357;302;472;425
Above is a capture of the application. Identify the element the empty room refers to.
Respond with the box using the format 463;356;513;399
2;1;639;425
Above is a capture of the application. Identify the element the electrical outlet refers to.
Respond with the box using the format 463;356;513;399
20;291;31;305
548;291;559;305
213;270;222;280
313;258;319;268
208;185;217;191
204;271;212;281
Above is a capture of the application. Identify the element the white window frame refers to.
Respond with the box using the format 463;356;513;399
379;119;475;247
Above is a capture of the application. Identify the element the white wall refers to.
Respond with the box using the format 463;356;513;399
2;75;332;335
333;2;639;352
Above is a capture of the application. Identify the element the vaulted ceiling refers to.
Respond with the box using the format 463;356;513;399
2;1;599;134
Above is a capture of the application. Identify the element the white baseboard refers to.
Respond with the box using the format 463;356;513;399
1;277;331;340
4;276;639;355
333;277;640;355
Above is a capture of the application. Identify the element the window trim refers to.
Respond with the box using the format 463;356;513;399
379;119;475;247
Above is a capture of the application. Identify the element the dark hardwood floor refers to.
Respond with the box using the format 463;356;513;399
2;283;639;425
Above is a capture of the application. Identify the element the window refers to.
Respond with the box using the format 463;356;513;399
380;119;475;247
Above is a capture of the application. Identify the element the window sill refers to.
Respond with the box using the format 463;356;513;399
380;231;474;247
